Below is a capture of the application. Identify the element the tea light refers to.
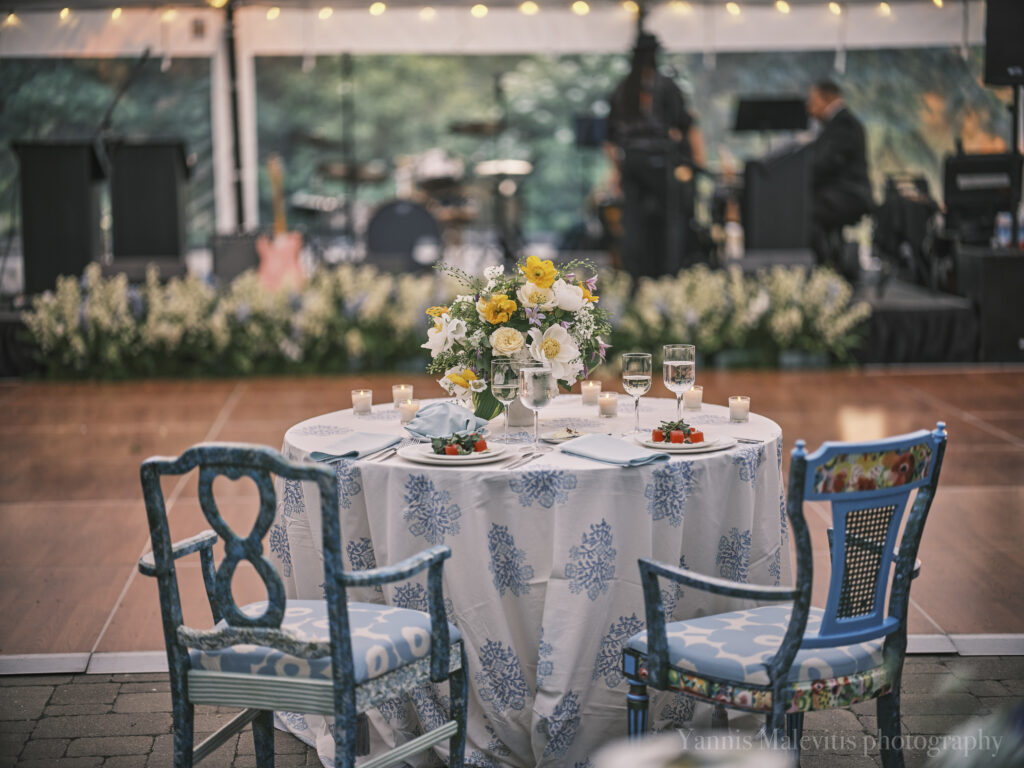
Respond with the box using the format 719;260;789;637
392;384;413;407
399;399;420;424
598;392;618;418
683;385;703;410
351;389;372;415
729;395;750;423
581;380;602;405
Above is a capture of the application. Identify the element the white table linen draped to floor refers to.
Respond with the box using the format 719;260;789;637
268;396;788;768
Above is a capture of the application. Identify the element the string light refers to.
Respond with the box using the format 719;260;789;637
878;2;891;16
369;2;386;15
622;0;639;13
160;8;177;22
571;1;589;15
828;2;841;15
3;11;19;26
419;5;436;19
266;6;280;20
207;0;228;7
519;1;539;15
59;7;70;21
668;1;692;14
775;0;790;13
725;2;740;16
318;6;333;19
111;7;122;20
470;3;488;17
932;0;943;7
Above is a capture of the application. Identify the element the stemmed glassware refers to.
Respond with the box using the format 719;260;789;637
490;357;520;444
621;352;652;434
662;344;696;419
518;364;554;446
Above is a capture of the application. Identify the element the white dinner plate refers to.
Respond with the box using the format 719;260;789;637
540;429;588;444
397;443;508;466
634;435;738;454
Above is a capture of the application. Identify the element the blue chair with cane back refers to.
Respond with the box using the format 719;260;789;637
622;423;947;765
138;442;467;768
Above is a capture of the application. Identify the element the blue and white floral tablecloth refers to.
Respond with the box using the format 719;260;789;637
270;396;788;767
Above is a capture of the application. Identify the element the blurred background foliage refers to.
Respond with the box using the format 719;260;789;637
0;46;1013;248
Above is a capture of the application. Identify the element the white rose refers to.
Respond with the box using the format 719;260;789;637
552;279;586;312
516;282;557;310
490;326;525;356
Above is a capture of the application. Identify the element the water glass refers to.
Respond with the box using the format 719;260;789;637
662;344;696;419
621;352;652;434
518;365;554;445
490;357;520;444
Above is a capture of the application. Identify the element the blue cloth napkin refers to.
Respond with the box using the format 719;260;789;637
309;432;402;462
404;401;490;440
559;434;670;467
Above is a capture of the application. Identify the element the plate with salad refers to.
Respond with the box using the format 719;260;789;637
635;419;736;454
397;432;508;465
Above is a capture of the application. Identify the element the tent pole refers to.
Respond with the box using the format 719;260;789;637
225;0;245;232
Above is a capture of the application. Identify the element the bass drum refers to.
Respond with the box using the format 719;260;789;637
365;200;443;271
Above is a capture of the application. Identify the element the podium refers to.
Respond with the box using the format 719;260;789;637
12;141;106;295
742;143;813;251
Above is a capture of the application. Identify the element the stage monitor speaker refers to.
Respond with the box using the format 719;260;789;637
109;140;189;260
984;0;1024;86
211;233;259;285
742;143;812;250
12;141;106;295
956;246;1024;362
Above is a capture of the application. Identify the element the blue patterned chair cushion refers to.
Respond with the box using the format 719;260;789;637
188;600;461;683
626;604;883;686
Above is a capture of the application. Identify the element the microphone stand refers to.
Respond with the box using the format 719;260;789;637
92;47;152;176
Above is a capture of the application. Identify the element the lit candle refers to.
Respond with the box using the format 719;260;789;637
399;399;420;424
351;389;373;415
581;380;602;405
729;395;750;423
392;384;413;407
683;384;703;411
598;392;618;418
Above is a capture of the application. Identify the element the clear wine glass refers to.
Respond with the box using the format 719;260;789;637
518;365;554;446
490;357;520;444
621;352;652;434
662;344;696;420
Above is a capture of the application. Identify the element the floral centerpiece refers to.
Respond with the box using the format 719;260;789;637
422;256;613;419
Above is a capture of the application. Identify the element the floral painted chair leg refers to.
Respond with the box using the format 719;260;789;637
449;645;469;767
877;690;905;768
786;712;804;756
626;676;649;738
252;710;275;767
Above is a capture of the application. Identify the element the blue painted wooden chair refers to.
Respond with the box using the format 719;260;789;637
138;442;467;767
622;423;947;766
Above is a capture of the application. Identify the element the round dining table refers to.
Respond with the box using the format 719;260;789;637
268;394;788;768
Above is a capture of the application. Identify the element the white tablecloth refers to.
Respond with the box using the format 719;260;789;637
269;396;789;767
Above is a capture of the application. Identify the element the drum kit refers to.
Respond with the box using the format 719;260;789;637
290;119;533;269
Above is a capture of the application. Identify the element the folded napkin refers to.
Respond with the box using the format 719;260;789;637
404;402;490;440
560;434;670;467
309;432;402;462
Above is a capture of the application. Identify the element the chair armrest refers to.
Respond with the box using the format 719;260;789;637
138;529;218;577
640;559;798;603
338;545;450;588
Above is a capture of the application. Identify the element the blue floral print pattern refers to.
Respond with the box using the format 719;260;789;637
346;537;382;596
487;524;534;597
536;628;554;689
717;527;753;582
281;479;304;519
565;519;617;601
644;461;696;527
475;640;529;714
657;693;696;729
276;711;309;732
292;424;352;438
733;445;765;488
268;522;291;577
390;581;455;623
403;474;462;545
509;469;578;509
769;547;782;585
538;690;582;758
377;696;409;727
593;613;645;688
333;460;362;510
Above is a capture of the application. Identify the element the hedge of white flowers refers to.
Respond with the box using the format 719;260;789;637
21;262;870;378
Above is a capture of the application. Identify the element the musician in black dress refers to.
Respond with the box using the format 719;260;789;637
605;33;705;280
806;80;874;269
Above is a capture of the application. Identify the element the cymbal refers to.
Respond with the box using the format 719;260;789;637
474;159;533;178
317;160;389;184
449;119;506;137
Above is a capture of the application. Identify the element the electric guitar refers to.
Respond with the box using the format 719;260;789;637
256;153;304;291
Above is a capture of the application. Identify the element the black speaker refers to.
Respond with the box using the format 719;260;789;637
109;140;190;260
12;141;106;295
984;0;1024;86
956;246;1024;362
211;233;259;285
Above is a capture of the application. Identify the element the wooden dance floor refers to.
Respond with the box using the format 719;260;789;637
1;367;1022;672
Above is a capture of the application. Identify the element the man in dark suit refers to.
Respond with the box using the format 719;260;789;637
806;80;874;270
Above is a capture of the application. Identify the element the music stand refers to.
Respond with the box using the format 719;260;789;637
734;98;808;133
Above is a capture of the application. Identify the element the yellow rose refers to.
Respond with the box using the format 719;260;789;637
519;255;558;289
490;326;525;356
477;293;518;324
